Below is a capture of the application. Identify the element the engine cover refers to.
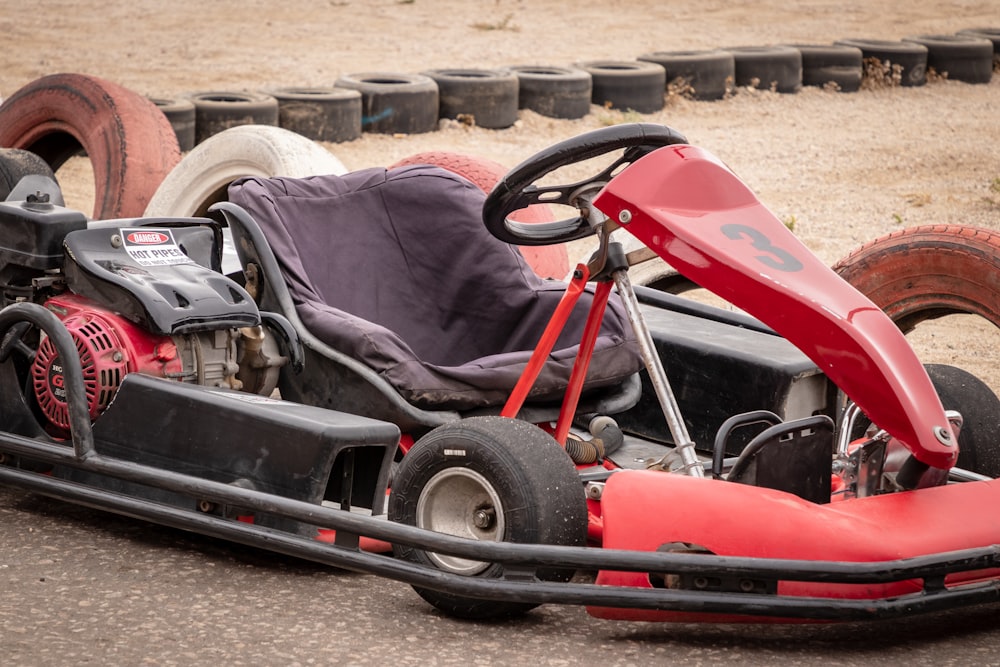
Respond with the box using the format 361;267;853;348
32;294;182;430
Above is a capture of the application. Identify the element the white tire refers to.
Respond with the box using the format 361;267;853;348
144;124;347;218
144;125;347;274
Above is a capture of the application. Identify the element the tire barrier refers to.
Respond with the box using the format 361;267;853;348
188;91;280;145
958;27;1000;69
507;65;592;119
575;60;666;113
903;34;994;83
422;69;519;129
637;50;735;101
788;44;864;92
835;38;929;87
726;45;803;93
150;96;197;151
265;87;363;143
0;72;181;219
334;73;439;135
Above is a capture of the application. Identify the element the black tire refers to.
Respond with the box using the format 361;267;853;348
422;69;519;129
0;72;181;219
264;87;362;143
0;148;58;201
188;91;280;145
957;27;1000;70
388;416;588;620
786;44;864;92
925;364;1000;477
575;60;666;113
508;65;592;119
637;49;735;100
902;34;994;83
725;45;803;93
149;96;197;151
334;73;439;135
834;38;929;87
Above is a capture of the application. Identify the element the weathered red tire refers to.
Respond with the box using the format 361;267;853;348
389;151;569;279
0;73;181;219
832;225;1000;333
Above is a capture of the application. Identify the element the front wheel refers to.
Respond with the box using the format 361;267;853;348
388;416;587;619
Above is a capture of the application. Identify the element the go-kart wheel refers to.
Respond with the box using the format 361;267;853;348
388;416;587;620
927;364;1000;477
482;123;688;246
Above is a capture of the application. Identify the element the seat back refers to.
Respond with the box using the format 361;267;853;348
227;165;641;411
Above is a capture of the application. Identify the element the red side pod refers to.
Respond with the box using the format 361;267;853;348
593;145;956;469
590;471;1000;622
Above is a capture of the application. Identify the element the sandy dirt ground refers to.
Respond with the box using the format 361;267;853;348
3;0;999;389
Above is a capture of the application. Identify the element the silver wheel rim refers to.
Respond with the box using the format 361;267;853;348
416;467;506;575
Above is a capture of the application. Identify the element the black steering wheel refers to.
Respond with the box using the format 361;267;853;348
482;123;688;246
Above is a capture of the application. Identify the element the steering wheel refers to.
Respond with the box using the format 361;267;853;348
482;123;688;246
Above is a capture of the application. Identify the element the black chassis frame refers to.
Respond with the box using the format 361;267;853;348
2;301;1000;623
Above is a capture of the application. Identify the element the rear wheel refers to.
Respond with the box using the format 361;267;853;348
388;416;587;619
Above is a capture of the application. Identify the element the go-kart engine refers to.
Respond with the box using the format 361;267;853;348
31;295;282;432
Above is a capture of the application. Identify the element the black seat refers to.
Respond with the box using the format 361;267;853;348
222;164;642;415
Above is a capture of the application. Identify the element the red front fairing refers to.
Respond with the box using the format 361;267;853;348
593;145;956;469
590;471;1000;622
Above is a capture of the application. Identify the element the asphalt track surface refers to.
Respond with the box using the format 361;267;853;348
3;486;1000;666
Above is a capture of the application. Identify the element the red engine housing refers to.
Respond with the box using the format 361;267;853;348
31;294;183;431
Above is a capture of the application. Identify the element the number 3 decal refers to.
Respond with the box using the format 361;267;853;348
720;224;804;272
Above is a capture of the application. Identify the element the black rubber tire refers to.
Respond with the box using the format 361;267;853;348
188;91;280;145
334;73;439;135
422;69;519;129
575;60;666;113
388;416;588;620
507;65;592;119
149;96;197;151
725;45;803;93
0;72;181;219
902;34;994;83
958;27;1000;69
264;87;362;143
832;225;1000;333
786;44;864;92
0;148;58;201
834;38;929;87
925;364;1000;477
637;49;735;100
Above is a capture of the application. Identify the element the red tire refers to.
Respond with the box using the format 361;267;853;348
832;225;1000;333
389;151;569;279
0;73;181;219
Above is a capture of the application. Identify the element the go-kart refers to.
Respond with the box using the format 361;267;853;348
2;123;1000;624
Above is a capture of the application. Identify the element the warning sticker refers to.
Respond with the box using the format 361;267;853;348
121;228;194;267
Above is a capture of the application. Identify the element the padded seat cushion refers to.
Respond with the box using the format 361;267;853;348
228;165;641;410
